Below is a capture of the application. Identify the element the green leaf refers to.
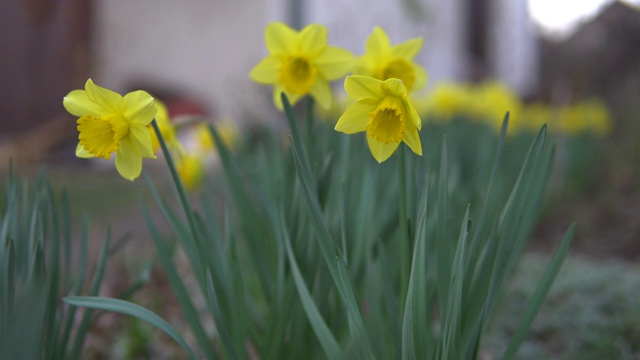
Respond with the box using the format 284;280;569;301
141;202;218;360
205;269;241;360
501;223;575;360
402;171;430;360
281;213;342;359
64;296;197;360
436;136;451;318
440;205;470;360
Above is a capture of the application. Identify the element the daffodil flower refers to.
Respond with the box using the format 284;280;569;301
354;26;427;93
335;75;422;163
63;79;157;180
250;22;355;110
149;99;179;153
175;152;205;190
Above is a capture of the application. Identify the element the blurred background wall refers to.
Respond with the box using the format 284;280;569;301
1;0;639;162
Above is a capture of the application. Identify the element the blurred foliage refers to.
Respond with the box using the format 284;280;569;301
487;254;640;359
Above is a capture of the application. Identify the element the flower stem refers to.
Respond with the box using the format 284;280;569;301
398;144;410;305
306;96;315;156
150;119;198;242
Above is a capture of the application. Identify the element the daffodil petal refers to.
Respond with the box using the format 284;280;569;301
310;80;332;110
335;99;377;134
273;85;285;110
75;143;95;158
366;136;399;163
404;100;422;130
391;37;423;59
380;78;407;98
365;26;390;57
411;64;428;92
352;55;376;77
115;138;143;181
250;56;281;84
123;91;156;125
344;75;382;101
85;79;125;114
297;24;327;56
63;90;109;117
315;46;355;80
128;123;156;159
403;122;422;156
265;22;297;55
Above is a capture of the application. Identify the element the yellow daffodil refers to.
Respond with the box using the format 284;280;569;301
149;99;179;153
63;79;157;181
420;82;472;122
176;152;205;190
335;75;422;163
194;121;238;152
354;26;427;93
557;99;613;136
250;22;355;110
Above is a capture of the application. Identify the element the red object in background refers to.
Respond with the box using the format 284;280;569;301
164;97;209;119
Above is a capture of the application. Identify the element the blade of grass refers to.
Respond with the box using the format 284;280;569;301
402;171;431;360
64;296;197;360
70;225;112;359
58;213;89;358
501;223;575;360
141;202;218;360
436;136;451;318
281;212;342;359
284;94;373;357
439;205;470;360
205;269;241;360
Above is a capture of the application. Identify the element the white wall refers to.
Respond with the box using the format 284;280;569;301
305;0;467;88
489;0;539;96
94;0;282;124
94;0;537;123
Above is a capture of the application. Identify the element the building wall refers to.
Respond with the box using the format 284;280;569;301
94;0;538;124
94;0;280;123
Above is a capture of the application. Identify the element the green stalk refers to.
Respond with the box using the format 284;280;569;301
398;145;410;305
149;119;199;246
306;96;315;156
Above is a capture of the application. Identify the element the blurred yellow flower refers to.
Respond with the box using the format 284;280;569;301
194;121;238;152
335;75;422;163
557;99;613;136
149;100;178;153
522;102;553;133
354;26;427;93
63;79;157;181
420;82;472;121
467;81;523;133
250;22;355;110
175;152;205;190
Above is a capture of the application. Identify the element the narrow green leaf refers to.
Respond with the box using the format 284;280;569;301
205;269;240;360
64;296;197;360
440;205;470;360
436;136;451;317
141;202;218;360
502;223;575;360
402;171;430;360
281;214;342;359
336;257;374;359
58;213;90;357
70;225;111;359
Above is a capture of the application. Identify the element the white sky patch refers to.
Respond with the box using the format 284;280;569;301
528;0;640;38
